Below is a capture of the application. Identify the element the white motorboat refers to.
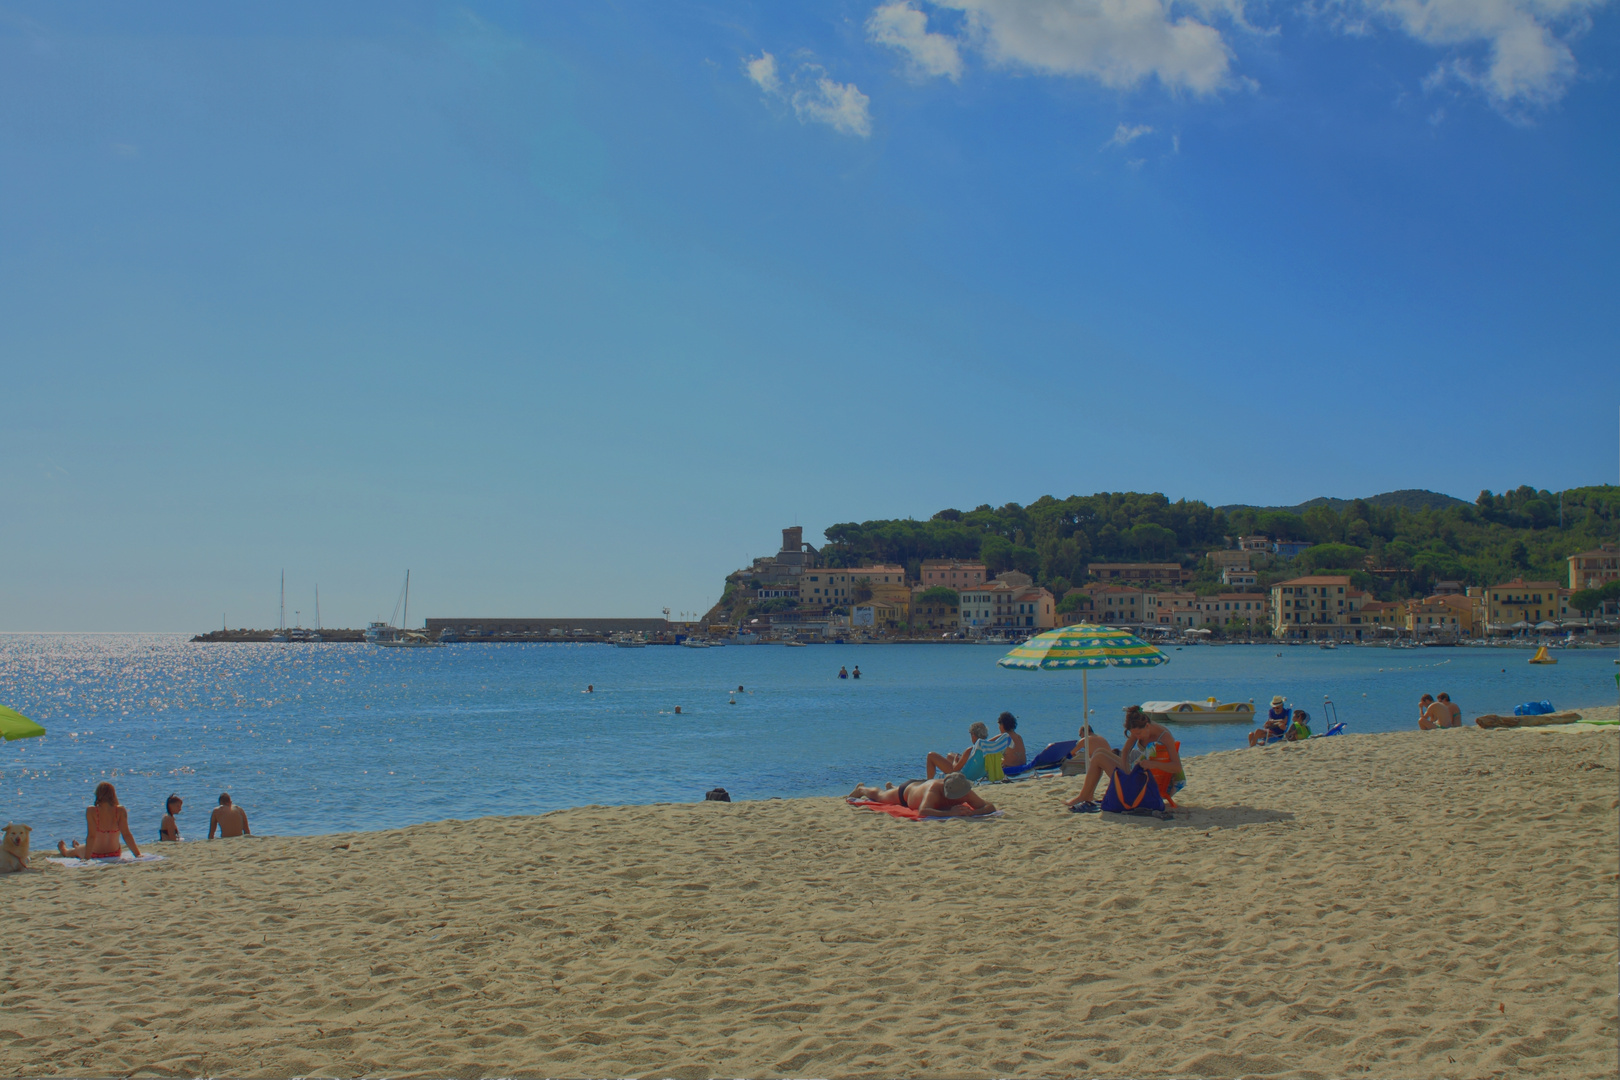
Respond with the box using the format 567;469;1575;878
1140;698;1257;723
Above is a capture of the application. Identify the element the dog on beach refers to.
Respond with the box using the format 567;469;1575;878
0;823;32;873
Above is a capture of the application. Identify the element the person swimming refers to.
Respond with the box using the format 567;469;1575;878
59;782;141;860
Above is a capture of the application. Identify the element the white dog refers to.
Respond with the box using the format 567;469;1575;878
0;823;31;873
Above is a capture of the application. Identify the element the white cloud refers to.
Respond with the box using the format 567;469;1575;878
868;1;965;80
744;53;873;138
931;0;1238;93
1104;121;1155;147
792;72;875;137
1350;0;1606;108
745;51;781;94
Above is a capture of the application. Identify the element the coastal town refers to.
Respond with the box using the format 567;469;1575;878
697;525;1620;645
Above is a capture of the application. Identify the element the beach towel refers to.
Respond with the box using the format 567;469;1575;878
846;799;1003;821
1514;700;1555;716
47;853;166;870
1099;766;1165;815
958;733;1012;782
1003;739;1079;778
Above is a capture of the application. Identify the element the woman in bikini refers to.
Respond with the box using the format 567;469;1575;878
58;782;142;860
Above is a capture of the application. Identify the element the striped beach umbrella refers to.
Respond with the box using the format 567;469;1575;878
998;624;1168;768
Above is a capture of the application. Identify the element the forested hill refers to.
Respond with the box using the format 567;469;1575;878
1220;489;1468;515
818;486;1619;603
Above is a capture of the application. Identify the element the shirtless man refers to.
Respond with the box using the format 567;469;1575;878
208;793;251;839
926;721;989;778
997;712;1027;769
1064;707;1182;813
1417;694;1446;731
849;772;996;818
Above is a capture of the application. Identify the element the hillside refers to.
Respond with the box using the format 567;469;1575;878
809;485;1618;606
1219;489;1469;515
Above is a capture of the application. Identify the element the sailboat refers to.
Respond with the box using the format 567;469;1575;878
372;570;443;648
269;571;290;642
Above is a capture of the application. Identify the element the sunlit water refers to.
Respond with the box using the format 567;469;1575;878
2;634;1614;842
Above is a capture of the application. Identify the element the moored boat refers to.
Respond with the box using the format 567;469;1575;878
1140;698;1257;723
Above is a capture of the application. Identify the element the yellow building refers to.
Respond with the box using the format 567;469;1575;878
910;586;960;632
800;565;906;607
1568;544;1619;590
1269;576;1370;641
1484;580;1570;630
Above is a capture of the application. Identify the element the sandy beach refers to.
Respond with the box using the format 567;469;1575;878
5;721;1617;1079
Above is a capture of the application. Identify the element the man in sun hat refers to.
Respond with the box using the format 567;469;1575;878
1248;696;1292;747
849;771;997;818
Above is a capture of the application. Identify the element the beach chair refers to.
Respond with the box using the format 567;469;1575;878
1002;739;1079;778
959;732;1012;783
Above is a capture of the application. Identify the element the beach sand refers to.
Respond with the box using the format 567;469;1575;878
5;725;1617;1079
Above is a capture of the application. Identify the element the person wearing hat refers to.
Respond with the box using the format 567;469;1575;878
1248;696;1292;747
849;772;997;818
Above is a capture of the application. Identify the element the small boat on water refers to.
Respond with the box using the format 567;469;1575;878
1528;646;1557;665
1140;698;1256;723
371;571;444;648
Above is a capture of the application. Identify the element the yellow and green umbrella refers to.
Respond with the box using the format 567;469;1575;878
998;624;1168;758
0;705;46;742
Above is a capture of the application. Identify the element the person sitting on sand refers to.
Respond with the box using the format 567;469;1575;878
58;782;142;860
159;794;183;842
1418;694;1445;731
1438;692;1462;728
1064;707;1182;814
997;712;1027;769
1249;696;1292;747
849;772;997;818
208;793;251;839
926;721;989;778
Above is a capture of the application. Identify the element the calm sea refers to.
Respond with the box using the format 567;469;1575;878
3;634;1615;842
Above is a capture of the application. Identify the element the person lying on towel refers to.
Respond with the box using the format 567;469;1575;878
1064;706;1182;814
850;772;997;818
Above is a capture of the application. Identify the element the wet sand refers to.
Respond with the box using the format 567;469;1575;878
5;725;1617;1078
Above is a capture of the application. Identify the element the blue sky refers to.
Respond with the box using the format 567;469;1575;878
1;1;1616;630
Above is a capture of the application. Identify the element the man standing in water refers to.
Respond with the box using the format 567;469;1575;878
208;793;251;839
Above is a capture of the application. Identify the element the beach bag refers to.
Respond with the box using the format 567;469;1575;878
1514;701;1554;717
1100;766;1165;814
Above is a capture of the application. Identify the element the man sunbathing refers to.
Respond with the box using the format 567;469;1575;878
925;721;989;778
849;772;997;818
1064;706;1182;814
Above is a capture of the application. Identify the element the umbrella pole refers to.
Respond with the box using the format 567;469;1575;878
1080;670;1089;774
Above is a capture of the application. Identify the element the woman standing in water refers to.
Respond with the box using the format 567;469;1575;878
58;782;141;860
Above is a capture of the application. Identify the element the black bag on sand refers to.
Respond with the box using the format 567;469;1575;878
704;788;731;802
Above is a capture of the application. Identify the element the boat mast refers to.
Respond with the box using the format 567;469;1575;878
315;587;321;631
279;570;285;631
403;570;410;631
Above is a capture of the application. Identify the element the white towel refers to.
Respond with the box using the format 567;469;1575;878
46;854;166;869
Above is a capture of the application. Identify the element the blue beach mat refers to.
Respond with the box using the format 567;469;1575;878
1003;739;1079;778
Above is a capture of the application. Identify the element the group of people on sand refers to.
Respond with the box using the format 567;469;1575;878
55;783;251;860
1248;696;1311;747
851;707;1184;818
